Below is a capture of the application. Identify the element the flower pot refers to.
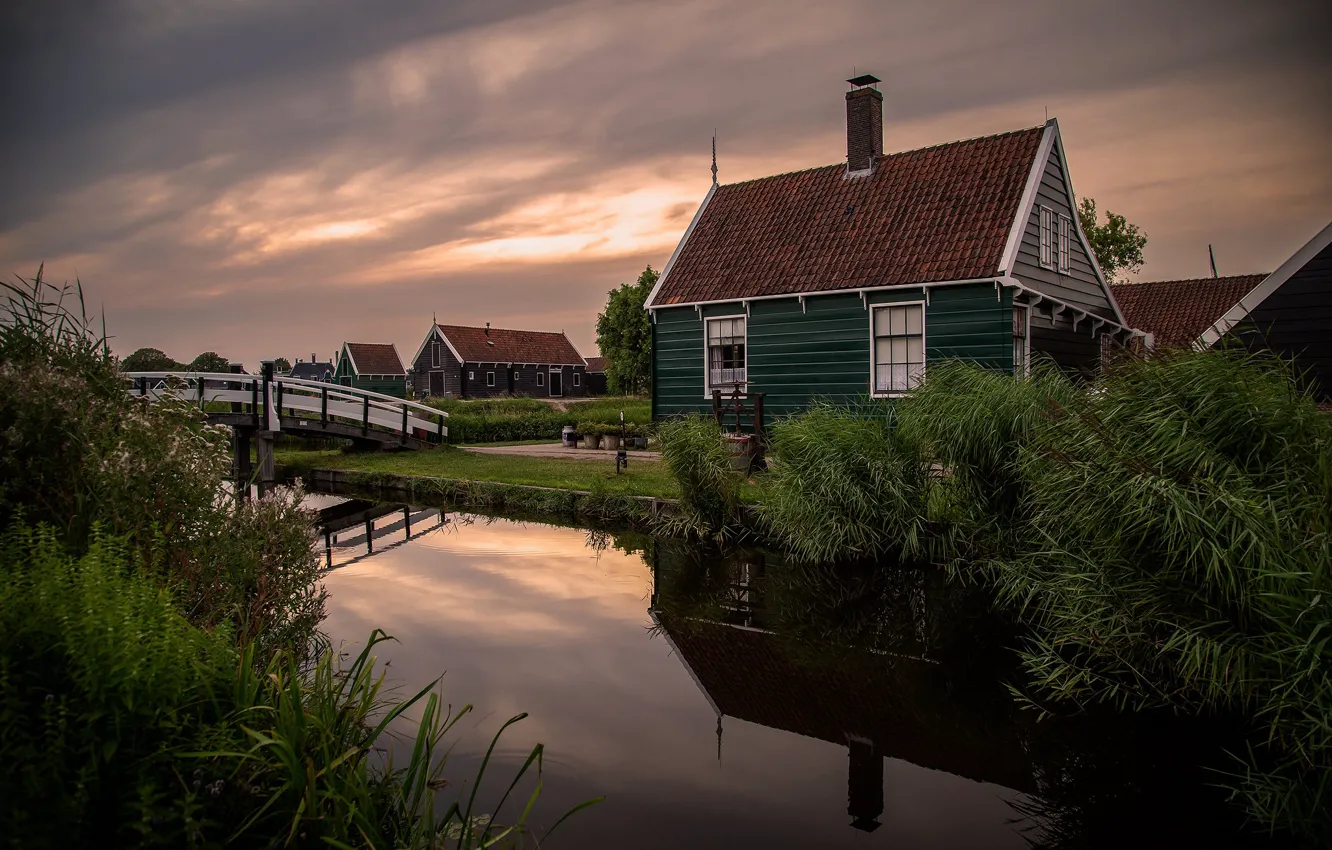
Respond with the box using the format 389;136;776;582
602;434;620;451
580;436;600;449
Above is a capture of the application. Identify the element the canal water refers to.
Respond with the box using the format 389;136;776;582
311;492;1278;849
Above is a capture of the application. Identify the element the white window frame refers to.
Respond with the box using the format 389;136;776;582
702;314;748;399
537;371;545;387
573;371;581;387
467;371;474;380
513;370;521;381
1038;205;1054;269
869;300;926;398
1013;305;1032;377
431;341;441;369
485;371;495;387
1057;214;1071;273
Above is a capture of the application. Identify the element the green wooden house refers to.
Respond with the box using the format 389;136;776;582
333;342;408;398
647;75;1145;424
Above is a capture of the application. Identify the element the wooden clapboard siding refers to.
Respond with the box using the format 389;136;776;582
1233;236;1332;401
652;282;1014;423
1011;141;1118;319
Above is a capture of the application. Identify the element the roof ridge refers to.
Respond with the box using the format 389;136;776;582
1113;273;1269;287
717;123;1046;191
436;322;569;337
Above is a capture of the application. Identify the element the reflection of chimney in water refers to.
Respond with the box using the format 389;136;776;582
847;737;883;832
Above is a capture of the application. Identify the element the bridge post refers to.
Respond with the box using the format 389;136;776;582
256;361;277;494
229;363;245;413
234;430;252;498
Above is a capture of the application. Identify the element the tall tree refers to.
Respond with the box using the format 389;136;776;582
188;351;230;373
120;347;179;372
595;266;658;395
273;357;292;374
1077;198;1147;283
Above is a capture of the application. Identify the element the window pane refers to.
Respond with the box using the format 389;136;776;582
875;337;892;365
891;337;907;362
893;307;908;335
907;337;923;361
907;362;925;388
874;307;891;337
906;305;923;335
891;364;907;391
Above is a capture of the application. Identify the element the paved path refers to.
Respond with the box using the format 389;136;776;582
461;442;661;461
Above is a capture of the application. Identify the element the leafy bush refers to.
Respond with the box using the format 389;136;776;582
992;350;1331;840
424;395;651;444
655;415;742;539
0;525;578;847
759;400;931;563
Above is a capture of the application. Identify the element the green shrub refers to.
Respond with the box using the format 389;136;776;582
655;415;742;539
423;396;650;444
0;524;581;847
759;400;930;563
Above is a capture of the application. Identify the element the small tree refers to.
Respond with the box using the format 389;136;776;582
188;351;230;373
273;357;292;374
120;347;180;372
595;266;657;395
1077;198;1147;283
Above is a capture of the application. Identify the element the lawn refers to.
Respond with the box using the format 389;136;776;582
276;445;682;498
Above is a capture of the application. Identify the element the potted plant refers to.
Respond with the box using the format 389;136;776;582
602;425;621;452
577;421;601;449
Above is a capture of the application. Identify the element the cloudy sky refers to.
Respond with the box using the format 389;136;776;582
2;0;1329;367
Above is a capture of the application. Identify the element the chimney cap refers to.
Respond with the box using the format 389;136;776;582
847;73;880;88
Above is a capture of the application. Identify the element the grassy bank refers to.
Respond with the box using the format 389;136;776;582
278;444;684;498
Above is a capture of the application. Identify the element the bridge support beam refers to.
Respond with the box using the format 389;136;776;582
233;429;252;498
256;430;277;494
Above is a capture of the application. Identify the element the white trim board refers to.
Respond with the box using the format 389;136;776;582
645;182;718;310
701;312;748;400
1196;219;1332;348
868;300;927;399
649;276;1004;312
998;119;1056;276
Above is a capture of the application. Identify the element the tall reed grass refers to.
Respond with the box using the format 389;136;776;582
654;415;742;540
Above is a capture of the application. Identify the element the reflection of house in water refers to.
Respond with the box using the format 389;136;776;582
649;544;1034;833
316;500;448;570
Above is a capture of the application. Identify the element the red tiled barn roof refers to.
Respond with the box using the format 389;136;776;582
1110;275;1267;348
650;125;1046;306
344;342;405;375
436;324;585;366
584;356;606;373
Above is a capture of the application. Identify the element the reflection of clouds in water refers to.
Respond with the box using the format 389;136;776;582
321;512;1027;849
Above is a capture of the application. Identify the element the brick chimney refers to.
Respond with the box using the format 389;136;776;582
845;74;883;175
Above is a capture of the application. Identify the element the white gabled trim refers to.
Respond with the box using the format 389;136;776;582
645;182;718;310
389;343;406;376
1196;219;1332;348
998;119;1056;276
340;343;358;376
649;612;721;717
1052;122;1130;328
410;325;459;369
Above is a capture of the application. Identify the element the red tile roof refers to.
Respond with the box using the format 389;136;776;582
343;342;405;375
584;356;606;373
436;324;585;366
649;125;1046;306
1110;275;1267;348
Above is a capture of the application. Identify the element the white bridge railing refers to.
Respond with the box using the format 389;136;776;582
124;371;447;444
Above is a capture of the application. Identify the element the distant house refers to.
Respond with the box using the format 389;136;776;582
584;356;608;396
289;354;335;383
1111;220;1331;401
646;74;1142;424
333;342;408;398
409;324;587;399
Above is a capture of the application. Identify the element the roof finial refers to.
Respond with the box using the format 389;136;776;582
711;131;718;186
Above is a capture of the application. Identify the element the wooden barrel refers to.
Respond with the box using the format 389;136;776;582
723;433;755;474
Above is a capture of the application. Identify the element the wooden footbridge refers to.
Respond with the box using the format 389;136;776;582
126;363;446;483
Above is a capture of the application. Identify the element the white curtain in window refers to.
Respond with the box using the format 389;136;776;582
873;304;924;393
708;317;747;388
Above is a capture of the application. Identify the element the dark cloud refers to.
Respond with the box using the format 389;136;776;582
2;0;1330;365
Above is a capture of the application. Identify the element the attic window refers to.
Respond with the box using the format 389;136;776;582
431;341;441;368
537;372;545;387
1057;215;1071;273
486;371;495;387
1039;206;1054;269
